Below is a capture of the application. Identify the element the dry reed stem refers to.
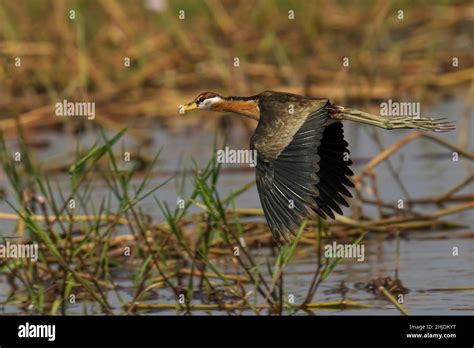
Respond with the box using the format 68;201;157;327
378;286;410;316
126;299;371;311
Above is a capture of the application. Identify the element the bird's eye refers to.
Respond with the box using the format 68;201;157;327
197;96;205;103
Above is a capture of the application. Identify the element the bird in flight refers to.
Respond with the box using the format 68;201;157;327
181;91;454;244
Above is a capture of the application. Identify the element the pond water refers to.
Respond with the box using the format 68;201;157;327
0;97;472;315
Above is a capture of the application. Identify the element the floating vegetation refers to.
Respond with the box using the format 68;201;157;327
355;277;410;296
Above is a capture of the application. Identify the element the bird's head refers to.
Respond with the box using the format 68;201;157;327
180;91;260;120
181;92;224;113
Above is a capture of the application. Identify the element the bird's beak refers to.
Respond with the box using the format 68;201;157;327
182;101;198;112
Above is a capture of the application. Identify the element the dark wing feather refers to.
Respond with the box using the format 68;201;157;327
314;122;354;219
253;105;328;243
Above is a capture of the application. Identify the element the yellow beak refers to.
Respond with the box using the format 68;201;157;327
182;102;198;112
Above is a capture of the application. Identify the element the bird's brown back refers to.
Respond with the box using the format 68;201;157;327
252;91;329;161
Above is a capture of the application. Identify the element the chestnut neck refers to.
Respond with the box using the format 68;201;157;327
212;98;260;121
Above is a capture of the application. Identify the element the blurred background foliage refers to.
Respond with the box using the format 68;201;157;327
0;0;472;135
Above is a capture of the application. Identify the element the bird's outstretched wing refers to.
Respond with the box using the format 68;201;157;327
252;96;353;243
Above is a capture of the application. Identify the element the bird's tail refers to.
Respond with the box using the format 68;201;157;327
329;106;455;132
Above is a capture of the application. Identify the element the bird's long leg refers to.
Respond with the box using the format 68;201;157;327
330;107;455;132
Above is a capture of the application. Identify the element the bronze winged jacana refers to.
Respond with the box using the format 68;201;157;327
181;91;454;244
